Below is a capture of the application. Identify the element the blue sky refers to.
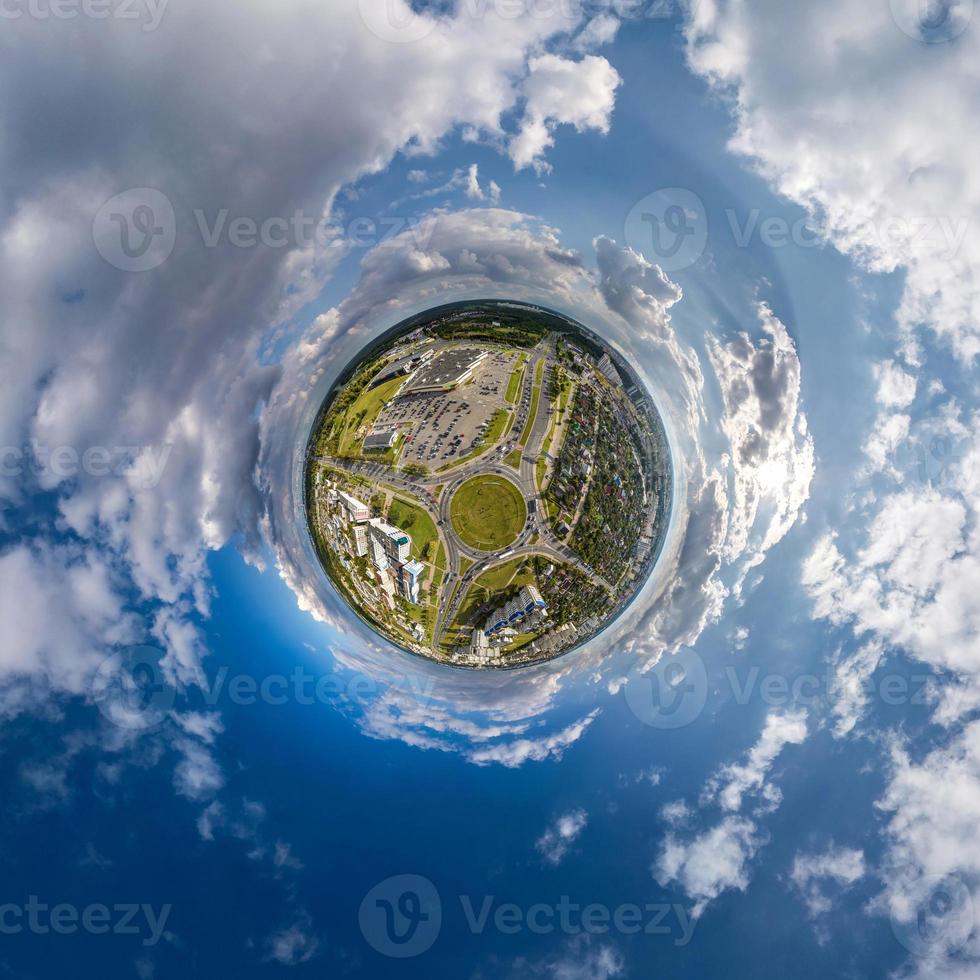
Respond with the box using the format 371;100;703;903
0;1;978;978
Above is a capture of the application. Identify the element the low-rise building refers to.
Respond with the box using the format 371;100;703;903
337;490;370;522
363;430;398;452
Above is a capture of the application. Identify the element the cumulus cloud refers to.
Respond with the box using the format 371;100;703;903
654;710;807;917
536;809;589;865
683;0;980;362
264;912;320;966
876;724;980;977
790;845;866;920
263;210;812;762
496;936;625;980
510;55;622;172
0;0;628;795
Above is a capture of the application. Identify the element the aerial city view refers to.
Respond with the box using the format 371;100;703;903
305;301;671;667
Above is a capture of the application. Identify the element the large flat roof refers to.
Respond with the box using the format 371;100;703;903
402;347;485;392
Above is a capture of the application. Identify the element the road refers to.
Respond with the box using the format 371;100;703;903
317;332;612;653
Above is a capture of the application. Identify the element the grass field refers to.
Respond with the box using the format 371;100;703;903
503;447;523;468
386;495;439;561
449;475;526;550
336;375;404;456
475;556;535;591
449;556;537;629
505;356;527;403
518;380;541;447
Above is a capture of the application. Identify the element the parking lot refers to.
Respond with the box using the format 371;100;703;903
372;349;518;471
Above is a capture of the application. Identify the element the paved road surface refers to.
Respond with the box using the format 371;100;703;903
316;333;611;652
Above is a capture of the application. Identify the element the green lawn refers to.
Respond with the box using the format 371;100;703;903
503;448;523;468
518;381;541;446
505;357;526;403
475;556;534;591
450;475;526;550
386;495;438;561
449;557;537;630
336;375;404;456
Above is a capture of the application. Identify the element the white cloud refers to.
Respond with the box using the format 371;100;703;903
875;723;980;977
875;360;918;409
655;816;762;919
510;55;622;172
683;0;980;362
704;709;808;813
536;809;589;865
264;912;320;966
707;303;815;587
655;710;807;917
790;845;866;918
0;0;622;788
172;738;224;801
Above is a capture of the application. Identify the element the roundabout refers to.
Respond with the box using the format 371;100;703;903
305;300;672;666
449;474;526;552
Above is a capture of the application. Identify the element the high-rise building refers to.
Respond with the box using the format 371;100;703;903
352;524;368;557
484;584;547;636
595;352;622;387
397;559;426;603
367;518;412;570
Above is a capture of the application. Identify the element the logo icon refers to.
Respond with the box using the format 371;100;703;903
624;648;708;729
624;187;707;273
91;645;175;731
358;874;442;958
889;0;973;42
93;188;176;272
357;0;436;43
891;873;974;956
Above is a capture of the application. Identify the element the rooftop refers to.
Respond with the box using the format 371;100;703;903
402;347;486;392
